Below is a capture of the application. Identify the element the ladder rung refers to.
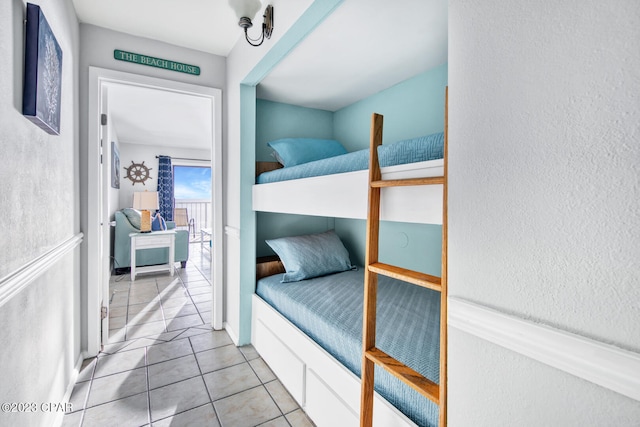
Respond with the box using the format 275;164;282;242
371;176;444;188
368;262;441;292
365;348;440;404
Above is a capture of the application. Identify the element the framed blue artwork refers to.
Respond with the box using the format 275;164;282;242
23;3;63;135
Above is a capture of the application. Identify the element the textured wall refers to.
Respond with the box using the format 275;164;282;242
0;0;81;425
0;0;80;277
448;0;640;423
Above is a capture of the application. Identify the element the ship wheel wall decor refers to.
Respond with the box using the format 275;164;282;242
124;161;153;185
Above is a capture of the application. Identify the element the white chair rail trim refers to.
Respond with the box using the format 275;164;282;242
449;297;640;402
0;233;84;308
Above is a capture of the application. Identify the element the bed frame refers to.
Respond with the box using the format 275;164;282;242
251;100;447;425
252;259;419;427
253;159;444;224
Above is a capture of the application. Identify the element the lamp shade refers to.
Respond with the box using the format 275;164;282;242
228;0;261;19
132;191;159;211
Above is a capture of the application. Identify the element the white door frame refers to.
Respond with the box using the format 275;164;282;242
87;67;224;356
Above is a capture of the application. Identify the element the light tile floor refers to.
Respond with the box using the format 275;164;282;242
63;242;314;427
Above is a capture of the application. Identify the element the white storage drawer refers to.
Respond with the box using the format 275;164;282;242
254;319;305;405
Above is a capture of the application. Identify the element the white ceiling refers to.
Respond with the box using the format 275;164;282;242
74;0;447;146
107;84;213;150
72;0;243;57
257;0;448;111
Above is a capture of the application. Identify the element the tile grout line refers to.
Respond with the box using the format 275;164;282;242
186;334;224;427
144;344;152;426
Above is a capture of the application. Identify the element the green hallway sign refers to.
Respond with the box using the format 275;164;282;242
114;50;200;76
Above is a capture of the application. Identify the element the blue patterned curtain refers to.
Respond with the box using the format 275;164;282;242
157;156;174;221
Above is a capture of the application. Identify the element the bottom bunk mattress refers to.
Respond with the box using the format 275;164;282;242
256;269;441;427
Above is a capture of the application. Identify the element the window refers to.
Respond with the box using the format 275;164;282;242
173;165;211;199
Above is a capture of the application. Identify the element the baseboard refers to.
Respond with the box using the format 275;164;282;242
449;297;640;402
224;322;239;345
51;351;86;427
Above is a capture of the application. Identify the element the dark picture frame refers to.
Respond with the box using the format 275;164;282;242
111;141;120;189
23;3;63;135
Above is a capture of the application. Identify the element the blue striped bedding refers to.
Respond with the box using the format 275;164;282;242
256;269;440;426
257;132;444;184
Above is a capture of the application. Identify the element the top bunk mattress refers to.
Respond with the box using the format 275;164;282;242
256;268;441;426
257;132;444;184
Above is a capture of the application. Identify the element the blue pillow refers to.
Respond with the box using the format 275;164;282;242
267;138;348;167
266;230;354;282
151;213;166;231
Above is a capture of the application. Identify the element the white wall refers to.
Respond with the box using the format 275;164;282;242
448;0;640;424
117;142;210;211
0;0;82;425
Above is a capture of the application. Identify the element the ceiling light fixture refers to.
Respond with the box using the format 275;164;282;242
228;0;274;47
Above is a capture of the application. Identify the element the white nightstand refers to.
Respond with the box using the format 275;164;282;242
129;230;176;281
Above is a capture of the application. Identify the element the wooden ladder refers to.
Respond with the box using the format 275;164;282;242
360;90;448;426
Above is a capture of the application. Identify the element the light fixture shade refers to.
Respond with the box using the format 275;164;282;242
132;191;159;211
228;0;261;20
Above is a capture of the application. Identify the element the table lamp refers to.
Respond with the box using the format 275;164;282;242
133;191;159;233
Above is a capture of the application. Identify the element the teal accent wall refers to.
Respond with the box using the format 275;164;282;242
333;63;448;274
239;84;257;343
255;100;335;257
333;63;448;152
256;99;334;161
257;213;335;257
335;219;442;276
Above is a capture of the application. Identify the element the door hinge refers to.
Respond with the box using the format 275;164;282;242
101;114;107;126
101;306;108;320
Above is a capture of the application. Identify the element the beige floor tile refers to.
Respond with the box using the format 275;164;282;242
87;368;147;407
127;309;164;325
189;330;232;353
147;338;193;365
195;345;246;374
76;358;96;383
265;380;299;414
249;358;277;383
161;296;191;309
163;303;198;318
191;293;212;304
94;348;146;378
68;380;91;412
166;313;204;331
187;286;212;296
82;392;149;427
239;344;260;361
148;354;201;390
60;410;83;427
203;363;261;401
126;320;167;340
152;403;220;427
257;417;290;427
214;386;281;427
149;377;210;422
128;301;162;315
286;409;315;427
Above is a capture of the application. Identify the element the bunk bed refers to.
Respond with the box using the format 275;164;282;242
251;105;448;426
252;133;445;224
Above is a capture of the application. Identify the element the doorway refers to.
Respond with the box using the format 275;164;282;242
87;67;223;356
